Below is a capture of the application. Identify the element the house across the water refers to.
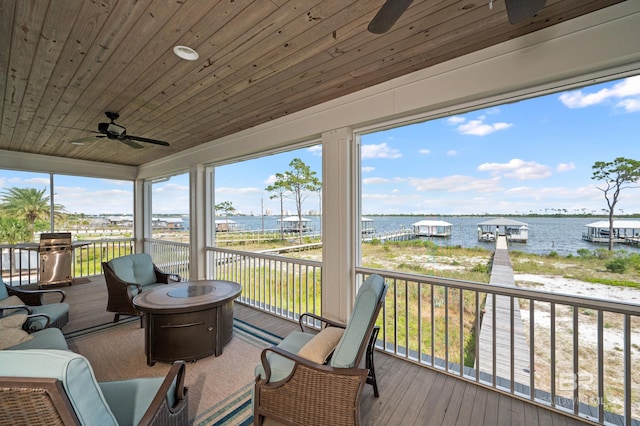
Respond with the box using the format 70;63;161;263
477;218;529;243
412;220;452;237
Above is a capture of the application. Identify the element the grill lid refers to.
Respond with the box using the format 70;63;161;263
39;232;72;247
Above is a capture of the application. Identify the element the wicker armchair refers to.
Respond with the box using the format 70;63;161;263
0;349;188;425
0;278;68;331
102;254;180;324
254;274;387;426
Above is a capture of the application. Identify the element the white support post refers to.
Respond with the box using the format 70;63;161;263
189;164;209;280
321;127;355;323
134;179;149;254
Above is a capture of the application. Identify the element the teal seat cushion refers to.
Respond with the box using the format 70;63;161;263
0;349;118;425
255;331;315;383
9;327;69;350
26;303;70;331
108;254;157;286
100;377;166;426
330;274;385;369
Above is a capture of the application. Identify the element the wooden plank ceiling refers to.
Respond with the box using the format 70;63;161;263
0;0;624;167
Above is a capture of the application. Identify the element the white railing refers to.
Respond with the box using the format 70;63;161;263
147;239;190;280
356;267;640;426
1;239;134;286
206;246;322;321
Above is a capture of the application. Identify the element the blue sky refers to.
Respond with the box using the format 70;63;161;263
1;75;639;216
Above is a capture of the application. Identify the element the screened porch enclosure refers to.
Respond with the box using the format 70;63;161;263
1;2;639;425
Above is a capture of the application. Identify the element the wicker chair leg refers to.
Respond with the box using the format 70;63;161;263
366;326;380;398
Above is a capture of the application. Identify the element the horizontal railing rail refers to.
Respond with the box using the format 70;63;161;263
206;246;322;322
356;266;640;426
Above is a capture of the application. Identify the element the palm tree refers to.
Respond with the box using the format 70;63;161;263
0;187;64;241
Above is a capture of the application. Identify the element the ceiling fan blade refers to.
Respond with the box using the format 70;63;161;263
126;134;170;147
505;0;546;24
68;135;106;146
120;138;144;149
368;0;413;34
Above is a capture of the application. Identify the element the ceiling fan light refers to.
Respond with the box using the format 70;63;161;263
173;45;199;61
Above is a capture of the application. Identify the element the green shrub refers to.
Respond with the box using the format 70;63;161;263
548;251;559;258
470;263;488;273
605;258;627;273
576;248;593;258
595;248;613;260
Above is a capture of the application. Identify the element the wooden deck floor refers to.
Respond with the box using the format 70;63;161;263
49;277;588;426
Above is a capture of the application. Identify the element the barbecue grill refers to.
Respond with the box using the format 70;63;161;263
38;232;73;287
17;232;89;287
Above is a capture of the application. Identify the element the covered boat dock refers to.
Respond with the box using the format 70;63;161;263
582;220;640;245
277;216;314;233
477;218;529;243
412;220;452;237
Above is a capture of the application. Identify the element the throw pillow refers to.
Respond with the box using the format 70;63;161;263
0;313;29;329
0;295;26;316
0;328;33;350
297;327;344;364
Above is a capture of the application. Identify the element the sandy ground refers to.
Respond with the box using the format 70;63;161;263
516;274;640;417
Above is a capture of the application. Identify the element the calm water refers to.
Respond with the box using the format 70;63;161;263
223;216;640;256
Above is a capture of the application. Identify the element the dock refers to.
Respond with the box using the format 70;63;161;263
361;229;415;243
476;236;531;387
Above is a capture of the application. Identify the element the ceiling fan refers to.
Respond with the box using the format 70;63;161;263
71;112;170;149
367;0;546;34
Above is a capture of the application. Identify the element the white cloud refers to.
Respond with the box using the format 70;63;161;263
617;98;640;112
447;114;513;136
25;177;50;186
418;149;431;155
363;177;391;185
458;119;512;136
154;182;188;193
216;187;260;194
361;143;402;159
478;159;552;180
559;76;640;110
407;175;502;193
308;145;322;155
556;162;576;172
361;166;375;173
362;177;406;185
447;116;465;124
264;174;277;185
447;150;458;156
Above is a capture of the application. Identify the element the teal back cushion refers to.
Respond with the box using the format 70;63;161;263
108;254;157;286
0;278;8;300
0;349;118;425
329;274;385;369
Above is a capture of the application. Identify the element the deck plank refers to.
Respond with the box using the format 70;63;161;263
50;275;591;425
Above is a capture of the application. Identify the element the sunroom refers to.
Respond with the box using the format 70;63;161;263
1;1;640;425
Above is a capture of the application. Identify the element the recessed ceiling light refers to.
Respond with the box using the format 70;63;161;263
71;141;85;146
173;45;199;61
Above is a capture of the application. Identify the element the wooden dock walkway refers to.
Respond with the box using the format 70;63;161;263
476;236;531;387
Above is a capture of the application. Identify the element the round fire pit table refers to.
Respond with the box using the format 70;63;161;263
133;280;241;366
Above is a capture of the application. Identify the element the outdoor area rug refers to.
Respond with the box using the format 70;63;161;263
66;318;283;425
